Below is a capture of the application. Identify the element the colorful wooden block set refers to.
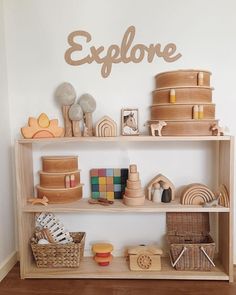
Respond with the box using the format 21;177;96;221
90;168;129;200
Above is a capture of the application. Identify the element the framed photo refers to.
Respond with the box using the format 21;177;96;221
121;108;139;136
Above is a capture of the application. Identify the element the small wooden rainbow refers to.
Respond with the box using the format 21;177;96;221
95;116;117;137
218;184;230;207
181;183;215;205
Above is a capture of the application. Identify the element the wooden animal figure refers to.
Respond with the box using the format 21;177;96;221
150;121;167;136
123;112;139;135
211;124;224;136
28;196;49;206
203;196;219;208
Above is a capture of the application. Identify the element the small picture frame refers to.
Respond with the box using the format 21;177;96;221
121;108;139;136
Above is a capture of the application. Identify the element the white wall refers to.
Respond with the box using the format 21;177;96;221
3;0;236;261
0;0;16;265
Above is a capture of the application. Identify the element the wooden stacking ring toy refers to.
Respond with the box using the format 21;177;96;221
92;243;113;266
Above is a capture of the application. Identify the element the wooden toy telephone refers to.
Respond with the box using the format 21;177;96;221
35;212;73;244
128;245;163;271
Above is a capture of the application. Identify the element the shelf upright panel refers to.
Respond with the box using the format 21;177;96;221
218;136;234;282
15;141;35;278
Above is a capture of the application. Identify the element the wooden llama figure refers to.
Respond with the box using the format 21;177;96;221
150;121;167;136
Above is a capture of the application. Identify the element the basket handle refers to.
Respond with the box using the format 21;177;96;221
170;246;187;268
200;246;215;267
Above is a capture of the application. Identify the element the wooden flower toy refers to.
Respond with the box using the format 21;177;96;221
21;113;64;139
92;243;113;266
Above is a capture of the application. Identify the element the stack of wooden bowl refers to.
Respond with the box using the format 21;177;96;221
37;156;83;203
92;243;113;266
148;69;219;136
123;164;145;206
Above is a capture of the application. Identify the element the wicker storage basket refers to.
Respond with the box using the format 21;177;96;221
167;213;215;271
31;232;85;268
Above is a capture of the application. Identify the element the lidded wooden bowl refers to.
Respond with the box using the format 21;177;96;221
155;70;211;88
152;86;213;104
42;156;78;172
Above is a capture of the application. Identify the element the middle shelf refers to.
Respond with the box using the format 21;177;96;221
22;198;230;213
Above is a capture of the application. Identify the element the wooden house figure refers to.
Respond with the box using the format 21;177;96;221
146;174;175;201
95;116;117;137
128;245;163;271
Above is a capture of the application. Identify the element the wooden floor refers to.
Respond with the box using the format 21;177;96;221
0;264;235;295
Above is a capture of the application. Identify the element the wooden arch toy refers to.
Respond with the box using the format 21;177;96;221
181;183;215;205
217;184;230;207
95;116;117;137
146;174;175;201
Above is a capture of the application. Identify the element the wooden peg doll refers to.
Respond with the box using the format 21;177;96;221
161;183;172;203
152;182;163;203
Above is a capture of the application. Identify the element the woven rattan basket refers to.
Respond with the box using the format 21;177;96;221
31;232;85;268
167;213;215;271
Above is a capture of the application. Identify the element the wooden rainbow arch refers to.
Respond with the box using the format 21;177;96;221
95;116;117;137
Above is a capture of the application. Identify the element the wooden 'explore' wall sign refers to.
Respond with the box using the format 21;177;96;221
65;26;182;78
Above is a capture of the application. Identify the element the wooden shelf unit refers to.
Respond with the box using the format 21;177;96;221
15;136;234;281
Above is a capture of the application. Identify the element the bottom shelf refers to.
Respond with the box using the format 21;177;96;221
24;257;229;280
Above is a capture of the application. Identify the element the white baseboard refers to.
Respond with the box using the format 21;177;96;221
0;252;17;282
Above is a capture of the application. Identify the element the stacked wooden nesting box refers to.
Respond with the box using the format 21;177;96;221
123;164;145;206
37;156;83;203
148;69;219;136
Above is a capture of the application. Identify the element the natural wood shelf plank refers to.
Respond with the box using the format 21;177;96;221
16;135;232;144
22;198;230;213
25;257;229;280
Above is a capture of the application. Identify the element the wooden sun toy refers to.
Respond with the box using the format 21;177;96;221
21;113;64;139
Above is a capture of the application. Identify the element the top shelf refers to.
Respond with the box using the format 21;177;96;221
17;135;232;144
